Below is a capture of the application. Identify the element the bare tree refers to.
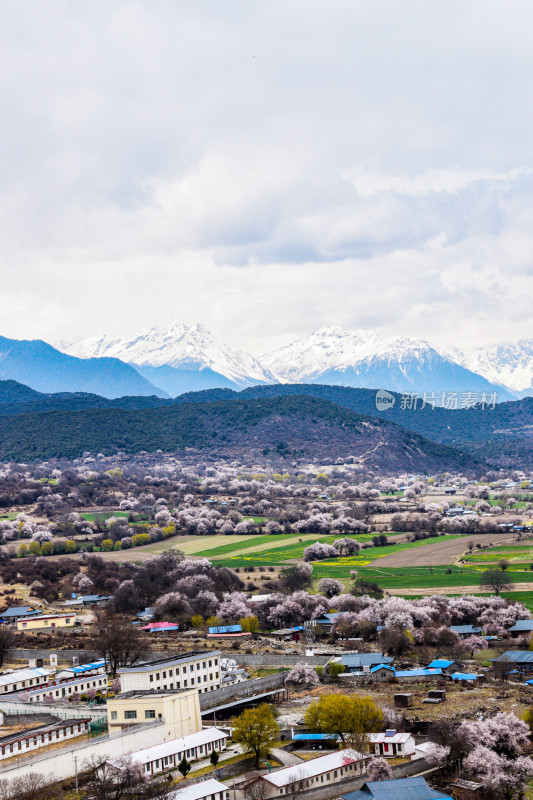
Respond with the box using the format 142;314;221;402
0;627;14;669
90;611;149;677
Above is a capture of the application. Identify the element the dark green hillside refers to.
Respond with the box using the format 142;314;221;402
0;395;476;471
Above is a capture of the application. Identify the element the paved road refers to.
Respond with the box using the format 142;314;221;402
270;747;304;766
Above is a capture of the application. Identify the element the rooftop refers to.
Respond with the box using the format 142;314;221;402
0;718;90;747
343;776;453;800
119;651;221;673
113;689;193;700
0;667;51;689
113;727;227;767
263;749;364;787
169;779;229;800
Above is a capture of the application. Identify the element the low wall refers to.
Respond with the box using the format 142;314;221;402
237;654;330;667
0;699;106;721
0;721;166;783
7;648;99;666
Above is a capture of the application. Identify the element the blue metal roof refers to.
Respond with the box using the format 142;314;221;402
450;625;482;634
370;664;395;673
0;607;38;618
343;776;453;800
451;672;477;681
208;625;242;634
68;660;106;675
427;660;454;668
492;651;533;664
395;668;443;678
292;733;339;741
509;620;533;632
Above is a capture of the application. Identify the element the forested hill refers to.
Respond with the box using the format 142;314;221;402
1;379;533;466
0;394;477;471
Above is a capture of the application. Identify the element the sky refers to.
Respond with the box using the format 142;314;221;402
2;1;533;356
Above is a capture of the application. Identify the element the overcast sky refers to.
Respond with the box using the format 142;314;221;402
2;1;533;355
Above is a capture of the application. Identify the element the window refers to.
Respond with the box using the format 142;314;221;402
163;671;166;679
191;678;195;685
196;664;200;670
156;673;160;680
149;675;153;683
190;665;193;671
145;710;155;719
169;669;173;676
111;711;117;720
209;660;212;667
125;711;137;720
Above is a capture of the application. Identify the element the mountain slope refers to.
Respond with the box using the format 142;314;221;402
66;321;276;390
457;340;533;396
263;326;514;398
0;337;167;399
0;395;477;471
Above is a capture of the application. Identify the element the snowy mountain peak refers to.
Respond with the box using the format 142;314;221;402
65;321;275;386
262;326;436;381
458;339;533;394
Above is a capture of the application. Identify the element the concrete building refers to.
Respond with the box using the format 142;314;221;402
23;673;108;702
56;660;106;681
0;719;90;761
0;667;52;695
368;731;416;758
118;652;221;694
107;689;202;739
330;653;394;675
16;613;77;631
248;749;367;797
0;607;40;625
169;779;229;800
113;726;227;775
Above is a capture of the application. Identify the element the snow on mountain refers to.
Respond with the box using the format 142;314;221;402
66;321;276;387
263;326;514;398
457;340;533;395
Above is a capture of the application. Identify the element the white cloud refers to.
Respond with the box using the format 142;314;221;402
1;1;533;356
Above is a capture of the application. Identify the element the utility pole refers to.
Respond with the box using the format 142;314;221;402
74;755;79;795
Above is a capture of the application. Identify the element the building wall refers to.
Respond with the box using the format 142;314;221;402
259;757;365;797
120;654;220;695
107;689;201;740
17;616;76;631
0;721;167;783
0;720;89;761
143;730;227;775
27;674;108;702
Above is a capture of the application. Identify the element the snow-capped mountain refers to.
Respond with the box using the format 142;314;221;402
263;326;514;398
456;340;533;396
66;321;276;394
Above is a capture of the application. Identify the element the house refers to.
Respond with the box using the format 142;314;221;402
342;776;453;800
16;614;77;631
247;749;367;797
307;613;342;631
0;607;40;625
64;594;111;607
427;659;460;674
141;622;180;632
368;731;415;758
330;653;394;674
451;673;477;682
449;779;484;800
492;651;533;673
169;780;229;800
0;718;90;761
508;619;533;637
118;652;221;694
291;733;339;750
369;665;395;680
0;667;52;695
450;625;482;638
56;660;106;681
111;727;228;775
394;668;443;681
107;689;202;738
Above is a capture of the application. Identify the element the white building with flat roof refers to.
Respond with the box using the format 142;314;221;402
0;668;52;695
118;651;221;694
